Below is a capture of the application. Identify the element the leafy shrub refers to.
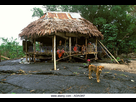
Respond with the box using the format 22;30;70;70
0;37;25;59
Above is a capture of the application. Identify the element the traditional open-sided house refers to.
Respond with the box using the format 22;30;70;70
19;11;104;70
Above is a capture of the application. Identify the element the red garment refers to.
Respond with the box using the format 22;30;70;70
57;52;62;58
73;46;77;51
57;50;65;58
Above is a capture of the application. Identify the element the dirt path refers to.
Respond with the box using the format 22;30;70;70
95;60;136;74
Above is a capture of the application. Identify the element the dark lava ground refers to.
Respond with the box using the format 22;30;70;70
0;59;136;94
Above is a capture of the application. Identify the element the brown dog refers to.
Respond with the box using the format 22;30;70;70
88;65;104;83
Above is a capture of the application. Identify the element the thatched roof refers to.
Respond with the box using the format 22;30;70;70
19;12;103;39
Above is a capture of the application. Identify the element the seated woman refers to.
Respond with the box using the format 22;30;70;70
57;40;65;58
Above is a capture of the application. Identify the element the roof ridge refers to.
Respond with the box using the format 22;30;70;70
45;11;81;14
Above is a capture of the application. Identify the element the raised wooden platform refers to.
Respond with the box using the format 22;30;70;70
25;51;97;62
26;51;97;56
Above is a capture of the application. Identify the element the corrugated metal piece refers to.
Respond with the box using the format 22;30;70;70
57;13;69;19
69;13;81;18
48;12;57;19
42;12;82;20
66;13;72;19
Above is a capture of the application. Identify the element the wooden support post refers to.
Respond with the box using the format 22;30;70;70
29;54;30;62
52;37;54;61
65;39;66;51
85;38;87;59
98;40;119;64
95;38;98;60
34;39;36;63
32;55;34;61
25;39;28;62
69;37;71;60
53;35;56;70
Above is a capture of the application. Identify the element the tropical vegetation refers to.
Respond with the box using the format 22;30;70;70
1;5;136;60
31;5;136;57
0;37;25;60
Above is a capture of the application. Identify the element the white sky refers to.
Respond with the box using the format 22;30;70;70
0;5;44;45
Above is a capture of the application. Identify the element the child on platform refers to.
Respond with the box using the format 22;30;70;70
57;40;65;58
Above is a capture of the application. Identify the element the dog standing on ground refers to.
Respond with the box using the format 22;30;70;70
88;65;104;83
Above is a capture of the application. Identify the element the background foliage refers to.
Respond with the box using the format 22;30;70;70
1;5;136;60
0;37;25;59
31;5;136;56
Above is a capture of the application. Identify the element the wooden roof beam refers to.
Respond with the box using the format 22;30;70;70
66;33;89;38
55;32;68;40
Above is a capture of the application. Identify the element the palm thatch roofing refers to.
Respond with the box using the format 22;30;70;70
19;12;103;40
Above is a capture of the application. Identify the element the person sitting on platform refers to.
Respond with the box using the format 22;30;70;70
57;40;65;58
76;44;86;55
81;44;86;55
73;44;79;55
